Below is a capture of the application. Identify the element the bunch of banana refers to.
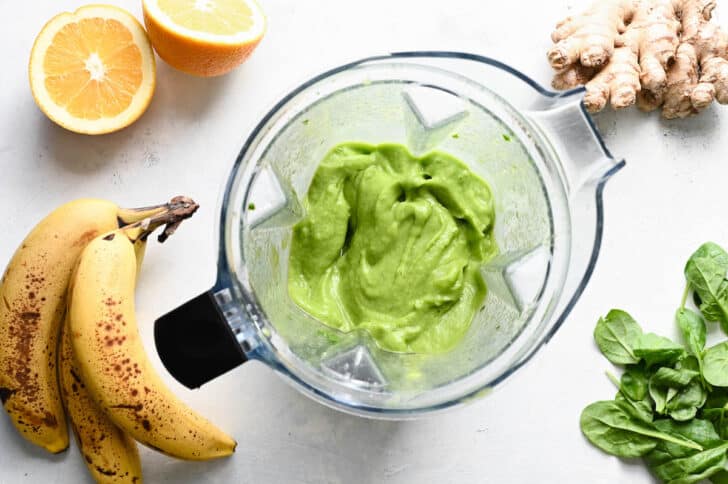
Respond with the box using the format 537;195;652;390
0;197;236;483
0;198;172;453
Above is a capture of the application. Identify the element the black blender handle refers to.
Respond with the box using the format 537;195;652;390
155;291;247;389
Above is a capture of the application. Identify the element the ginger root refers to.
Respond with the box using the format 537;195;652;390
548;0;728;118
549;0;635;69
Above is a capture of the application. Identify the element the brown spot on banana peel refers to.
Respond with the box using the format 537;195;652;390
42;412;58;428
69;369;82;385
109;403;144;412
4;290;44;416
9;408;59;429
95;466;117;477
20;311;40;321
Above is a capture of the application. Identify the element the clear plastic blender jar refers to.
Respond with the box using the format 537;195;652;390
154;52;623;418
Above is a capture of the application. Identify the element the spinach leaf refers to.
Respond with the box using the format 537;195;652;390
665;358;708;421
676;308;707;359
702;409;728;443
669;461;728;484
615;393;654;424
645;419;727;484
635;333;686;367
607;370;653;423
622;366;649;401
649;381;681;416
686;242;728;278
650;378;670;415
667;381;708;421
704;388;728;410
645;419;721;465
702;389;728;440
650;442;728;484
710;470;728;484
594;310;642;365
580;401;702;458
648;358;705;420
678;355;702;374
685;242;728;333
652;367;700;388
704;342;728;387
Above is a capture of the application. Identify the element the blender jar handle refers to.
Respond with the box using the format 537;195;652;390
155;290;248;389
523;91;624;347
526;93;622;194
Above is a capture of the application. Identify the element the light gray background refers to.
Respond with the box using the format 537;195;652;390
0;0;726;482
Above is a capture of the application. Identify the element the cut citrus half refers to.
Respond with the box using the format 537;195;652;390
142;0;266;77
29;5;156;135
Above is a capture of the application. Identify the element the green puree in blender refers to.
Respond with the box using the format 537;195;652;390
288;143;498;353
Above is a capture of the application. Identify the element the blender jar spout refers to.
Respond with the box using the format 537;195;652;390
155;289;248;389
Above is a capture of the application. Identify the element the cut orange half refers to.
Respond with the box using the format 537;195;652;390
29;5;156;135
142;0;266;77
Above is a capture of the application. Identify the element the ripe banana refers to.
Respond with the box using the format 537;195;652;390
69;224;235;460
0;198;169;453
59;316;142;483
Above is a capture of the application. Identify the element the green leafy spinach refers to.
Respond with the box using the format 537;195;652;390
580;401;702;458
593;309;642;365
582;243;728;483
685;242;728;334
704;342;728;387
635;333;686;367
676;308;707;359
643;419;727;483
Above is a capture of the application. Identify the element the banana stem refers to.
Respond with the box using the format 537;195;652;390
119;196;199;244
117;204;169;226
116;196;199;229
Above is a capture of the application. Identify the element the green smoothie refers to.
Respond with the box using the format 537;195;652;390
288;143;497;354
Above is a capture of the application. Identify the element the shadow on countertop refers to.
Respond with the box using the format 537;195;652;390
593;102;723;149
36;61;238;176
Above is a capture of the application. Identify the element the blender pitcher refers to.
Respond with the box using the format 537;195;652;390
154;52;624;418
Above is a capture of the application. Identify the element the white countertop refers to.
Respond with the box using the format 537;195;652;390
1;0;727;482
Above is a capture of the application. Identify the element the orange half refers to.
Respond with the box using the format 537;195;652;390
142;0;265;77
29;5;156;135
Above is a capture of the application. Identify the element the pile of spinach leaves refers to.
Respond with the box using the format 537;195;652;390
582;242;728;484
